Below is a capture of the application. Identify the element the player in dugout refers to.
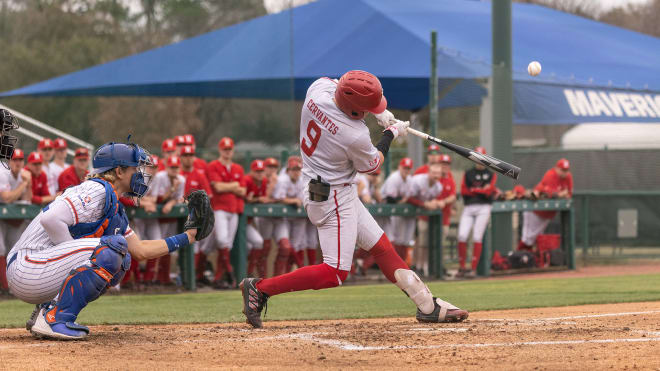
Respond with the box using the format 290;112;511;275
517;158;573;251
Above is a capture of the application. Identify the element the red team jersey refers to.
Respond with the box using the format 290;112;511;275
244;175;268;199
29;170;50;204
58;166;87;192
438;173;456;226
414;164;430;175
534;168;573;219
193;157;207;172
181;168;212;197
207;160;245;213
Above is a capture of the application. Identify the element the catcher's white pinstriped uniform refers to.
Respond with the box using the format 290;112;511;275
300;78;383;271
380;170;414;246
6;181;134;304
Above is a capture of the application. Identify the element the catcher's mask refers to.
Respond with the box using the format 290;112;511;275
0;109;19;168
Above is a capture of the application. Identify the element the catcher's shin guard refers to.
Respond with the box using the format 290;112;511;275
32;235;130;340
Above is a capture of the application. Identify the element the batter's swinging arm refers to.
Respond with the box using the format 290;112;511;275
406;127;521;180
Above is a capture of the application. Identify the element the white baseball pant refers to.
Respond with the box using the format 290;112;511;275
7;238;102;304
392;216;416;247
303;183;383;271
457;204;492;243
0;220;28;256
256;217;276;240
521;211;552;246
212;210;238;251
246;223;264;251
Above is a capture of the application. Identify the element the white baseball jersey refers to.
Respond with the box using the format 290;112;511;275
300;78;380;185
151;171;185;201
0;168;25;194
407;173;443;201
380;170;411;200
49;161;68;193
272;173;304;200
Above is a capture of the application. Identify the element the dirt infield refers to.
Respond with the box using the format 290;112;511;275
2;301;660;370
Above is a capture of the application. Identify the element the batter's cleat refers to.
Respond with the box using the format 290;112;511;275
30;308;89;340
240;278;269;329
416;297;469;323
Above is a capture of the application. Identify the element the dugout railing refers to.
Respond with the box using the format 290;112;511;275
0;200;578;290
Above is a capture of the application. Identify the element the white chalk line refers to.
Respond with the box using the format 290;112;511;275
478;310;660;324
255;332;660;351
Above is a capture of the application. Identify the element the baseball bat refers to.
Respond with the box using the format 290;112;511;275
406;127;521;180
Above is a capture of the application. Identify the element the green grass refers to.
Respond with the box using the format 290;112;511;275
2;273;660;328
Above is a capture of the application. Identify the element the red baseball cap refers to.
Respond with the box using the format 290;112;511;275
184;134;195;145
167;156;181;168
251;159;265;171
150;155;160;168
428;144;440;154
440;154;452;163
218;137;234;150
265;157;279;167
28;152;43;164
556;158;570;170
181;145;195;155
162;139;176;153
513;185;526;195
287;156;302;169
475;146;487;155
174;135;186;146
54;138;67;149
38;138;54;149
399;157;413;168
12;148;24;160
74;148;89;159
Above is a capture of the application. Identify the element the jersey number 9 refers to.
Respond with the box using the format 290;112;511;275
301;120;321;156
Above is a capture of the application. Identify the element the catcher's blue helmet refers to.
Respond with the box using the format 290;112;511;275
92;142;153;197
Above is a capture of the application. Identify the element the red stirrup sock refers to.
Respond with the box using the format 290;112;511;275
221;248;233;273
157;255;171;283
294;250;306;267
458;241;467;270
259;240;271;278
471;242;483;271
274;239;292;276
195;252;207;280
369;234;408;283
247;250;259;277
214;252;226;281
306;248;317;265
256;263;349;297
0;256;7;290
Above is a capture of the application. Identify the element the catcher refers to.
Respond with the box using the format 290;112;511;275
6;140;214;340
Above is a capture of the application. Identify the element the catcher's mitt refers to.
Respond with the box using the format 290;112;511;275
184;190;214;240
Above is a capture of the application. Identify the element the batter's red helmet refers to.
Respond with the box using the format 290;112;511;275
334;70;387;120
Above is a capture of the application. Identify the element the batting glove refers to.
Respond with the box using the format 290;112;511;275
385;120;410;139
373;109;396;128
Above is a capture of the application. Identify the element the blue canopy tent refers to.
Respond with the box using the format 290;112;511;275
3;0;660;124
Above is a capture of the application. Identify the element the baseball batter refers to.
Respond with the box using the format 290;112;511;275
6;141;201;340
518;158;573;250
457;147;497;277
240;70;468;328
